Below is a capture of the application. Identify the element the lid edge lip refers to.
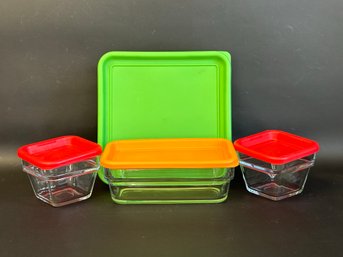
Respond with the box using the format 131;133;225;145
101;165;238;169
101;160;239;169
20;151;102;170
236;148;319;164
234;130;320;147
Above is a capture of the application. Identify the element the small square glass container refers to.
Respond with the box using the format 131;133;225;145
18;136;102;207
100;138;238;204
234;130;319;201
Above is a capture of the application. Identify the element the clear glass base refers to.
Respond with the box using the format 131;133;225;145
28;173;97;207
245;182;305;201
109;183;230;204
23;158;99;207
239;153;315;201
105;168;233;204
34;187;94;207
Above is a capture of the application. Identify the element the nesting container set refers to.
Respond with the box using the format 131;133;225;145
17;51;320;207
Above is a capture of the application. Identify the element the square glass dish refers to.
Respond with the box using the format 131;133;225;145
98;51;231;183
234;130;319;201
100;138;238;204
17;136;102;207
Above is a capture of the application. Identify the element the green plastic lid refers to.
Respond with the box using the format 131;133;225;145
98;51;232;183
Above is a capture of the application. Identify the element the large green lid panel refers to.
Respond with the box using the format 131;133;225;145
98;51;232;183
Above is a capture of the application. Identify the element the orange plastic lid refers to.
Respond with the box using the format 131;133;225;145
100;138;238;169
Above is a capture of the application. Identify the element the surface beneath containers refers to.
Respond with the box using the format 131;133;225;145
1;161;342;257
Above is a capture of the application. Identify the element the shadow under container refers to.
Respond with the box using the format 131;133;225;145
17;136;102;207
234;130;320;201
100;138;238;204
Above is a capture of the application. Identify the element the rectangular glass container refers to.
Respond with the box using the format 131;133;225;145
105;167;234;204
101;138;238;204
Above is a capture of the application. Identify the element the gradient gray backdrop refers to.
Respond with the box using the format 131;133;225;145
1;1;342;257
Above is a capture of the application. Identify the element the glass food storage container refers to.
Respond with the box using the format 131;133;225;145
17;136;102;207
100;138;238;204
234;130;320;201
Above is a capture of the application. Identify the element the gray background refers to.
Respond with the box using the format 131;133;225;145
1;1;342;257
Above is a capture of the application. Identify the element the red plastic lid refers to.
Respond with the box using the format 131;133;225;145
234;130;319;164
17;136;102;169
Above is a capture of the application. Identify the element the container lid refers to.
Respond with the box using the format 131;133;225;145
234;130;320;164
97;51;231;183
18;136;102;169
100;138;238;169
